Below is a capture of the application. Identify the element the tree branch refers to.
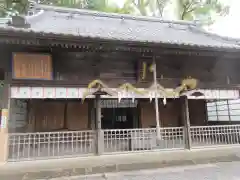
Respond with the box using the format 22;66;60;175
180;0;198;20
180;1;188;20
131;0;138;8
156;0;166;17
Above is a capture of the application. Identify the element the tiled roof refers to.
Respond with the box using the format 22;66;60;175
1;5;240;49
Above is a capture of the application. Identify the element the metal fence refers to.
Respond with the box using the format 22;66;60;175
8;130;95;161
103;127;185;153
190;125;240;148
8;125;240;161
8;127;185;161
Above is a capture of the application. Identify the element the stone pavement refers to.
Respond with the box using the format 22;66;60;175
1;146;240;180
48;161;240;180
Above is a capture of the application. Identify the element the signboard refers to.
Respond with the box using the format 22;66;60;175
12;53;53;80
1;109;8;129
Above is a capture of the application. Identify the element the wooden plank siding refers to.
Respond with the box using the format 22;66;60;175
139;99;207;128
22;98;207;132
66;102;89;131
26;100;89;132
53;52;138;86
28;100;65;132
4;45;240;89
52;52;240;88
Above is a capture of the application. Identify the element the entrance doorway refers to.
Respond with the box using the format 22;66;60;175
102;108;134;129
95;99;139;129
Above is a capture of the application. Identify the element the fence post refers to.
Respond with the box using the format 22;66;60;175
181;96;192;150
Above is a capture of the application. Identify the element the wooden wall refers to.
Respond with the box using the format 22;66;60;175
28;100;65;132
53;52;138;86
4;45;240;88
9;98;214;132
26;100;89;132
189;100;207;126
139;99;207;128
66;102;89;130
51;51;240;88
139;101;156;128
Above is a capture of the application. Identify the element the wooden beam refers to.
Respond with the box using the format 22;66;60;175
95;95;103;155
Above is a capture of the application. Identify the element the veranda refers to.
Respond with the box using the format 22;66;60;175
7;89;240;161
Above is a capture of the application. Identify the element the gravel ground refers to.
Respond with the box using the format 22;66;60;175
47;161;240;180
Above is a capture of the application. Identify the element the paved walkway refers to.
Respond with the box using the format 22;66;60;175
51;161;240;180
1;146;240;179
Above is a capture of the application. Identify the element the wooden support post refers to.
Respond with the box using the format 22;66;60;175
152;60;161;144
95;94;103;155
181;96;192;150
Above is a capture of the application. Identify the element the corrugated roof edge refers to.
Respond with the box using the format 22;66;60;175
35;4;240;45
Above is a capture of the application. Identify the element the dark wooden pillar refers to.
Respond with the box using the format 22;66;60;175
95;95;103;155
181;96;192;150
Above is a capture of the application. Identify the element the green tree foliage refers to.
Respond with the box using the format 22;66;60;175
39;0;133;14
128;0;168;16
128;0;229;23
39;0;86;8
85;0;133;14
176;0;229;24
0;0;29;16
130;0;149;16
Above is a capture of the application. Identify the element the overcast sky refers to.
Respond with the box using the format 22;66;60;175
210;0;240;38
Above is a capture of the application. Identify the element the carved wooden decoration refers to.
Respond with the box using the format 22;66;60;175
12;53;53;80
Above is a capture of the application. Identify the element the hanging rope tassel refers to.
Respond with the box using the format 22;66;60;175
163;97;167;105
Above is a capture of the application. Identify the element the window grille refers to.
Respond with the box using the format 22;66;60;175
207;99;240;122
